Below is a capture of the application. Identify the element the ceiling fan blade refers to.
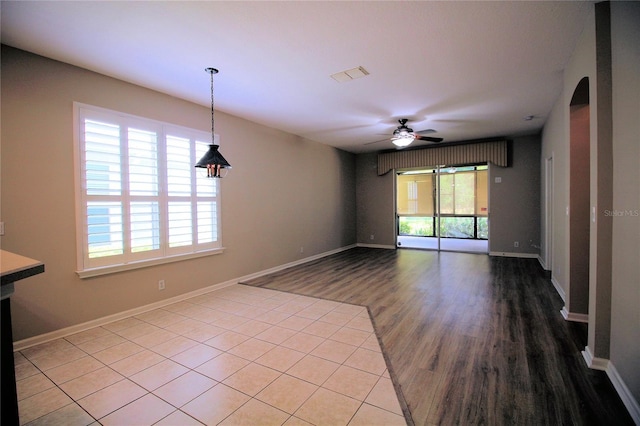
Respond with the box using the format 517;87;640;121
416;135;444;142
415;128;437;135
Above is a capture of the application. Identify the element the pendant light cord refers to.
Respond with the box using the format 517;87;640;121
206;67;219;146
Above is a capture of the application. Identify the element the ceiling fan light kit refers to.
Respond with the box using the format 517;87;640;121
391;134;415;147
391;119;417;147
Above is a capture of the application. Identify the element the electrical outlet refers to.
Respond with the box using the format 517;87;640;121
370;234;375;240
300;246;304;253
514;241;519;248
0;222;4;236
158;280;165;290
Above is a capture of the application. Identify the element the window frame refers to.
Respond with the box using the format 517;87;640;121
396;165;488;240
73;103;224;278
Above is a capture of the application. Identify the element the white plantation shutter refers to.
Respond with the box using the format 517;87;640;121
128;127;161;259
128;128;158;196
84;118;125;264
195;141;216;197
84;120;121;194
130;201;160;253
75;104;223;276
195;141;218;245
168;202;193;248
197;201;217;244
86;201;123;259
166;135;192;196
166;135;194;252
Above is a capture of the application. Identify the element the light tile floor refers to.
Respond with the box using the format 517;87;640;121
15;284;406;425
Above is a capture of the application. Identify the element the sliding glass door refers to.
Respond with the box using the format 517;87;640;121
396;165;488;252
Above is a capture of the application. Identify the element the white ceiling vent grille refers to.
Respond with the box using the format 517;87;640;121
330;66;369;83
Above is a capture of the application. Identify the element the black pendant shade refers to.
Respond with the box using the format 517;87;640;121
195;144;231;178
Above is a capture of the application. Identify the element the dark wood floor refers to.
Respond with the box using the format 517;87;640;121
242;247;633;426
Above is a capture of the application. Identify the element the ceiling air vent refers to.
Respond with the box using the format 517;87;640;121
330;66;369;83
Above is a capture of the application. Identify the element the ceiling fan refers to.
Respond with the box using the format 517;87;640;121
391;119;443;147
365;118;443;148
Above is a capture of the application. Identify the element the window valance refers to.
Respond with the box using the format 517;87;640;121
377;140;508;176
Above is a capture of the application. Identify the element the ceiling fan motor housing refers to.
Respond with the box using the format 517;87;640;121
394;119;415;137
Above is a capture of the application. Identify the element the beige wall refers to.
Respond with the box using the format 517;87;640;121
1;46;356;340
541;1;640;411
540;88;568;285
609;1;640;405
488;136;541;254
355;153;395;247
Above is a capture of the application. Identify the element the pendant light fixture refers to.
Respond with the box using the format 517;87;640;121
195;67;231;178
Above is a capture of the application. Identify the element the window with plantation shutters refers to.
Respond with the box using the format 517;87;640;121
74;104;223;277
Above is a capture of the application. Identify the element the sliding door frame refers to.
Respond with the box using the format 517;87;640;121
395;163;489;252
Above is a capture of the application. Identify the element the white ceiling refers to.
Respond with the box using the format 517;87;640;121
1;1;593;153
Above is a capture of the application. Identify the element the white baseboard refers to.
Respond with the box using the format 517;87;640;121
582;346;609;370
560;307;588;323
560;307;569;320
551;276;566;302
13;281;236;351
14;244;357;352
489;251;539;258
582;346;640;424
607;361;640;424
237;244;357;283
356;243;396;250
537;255;548;270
